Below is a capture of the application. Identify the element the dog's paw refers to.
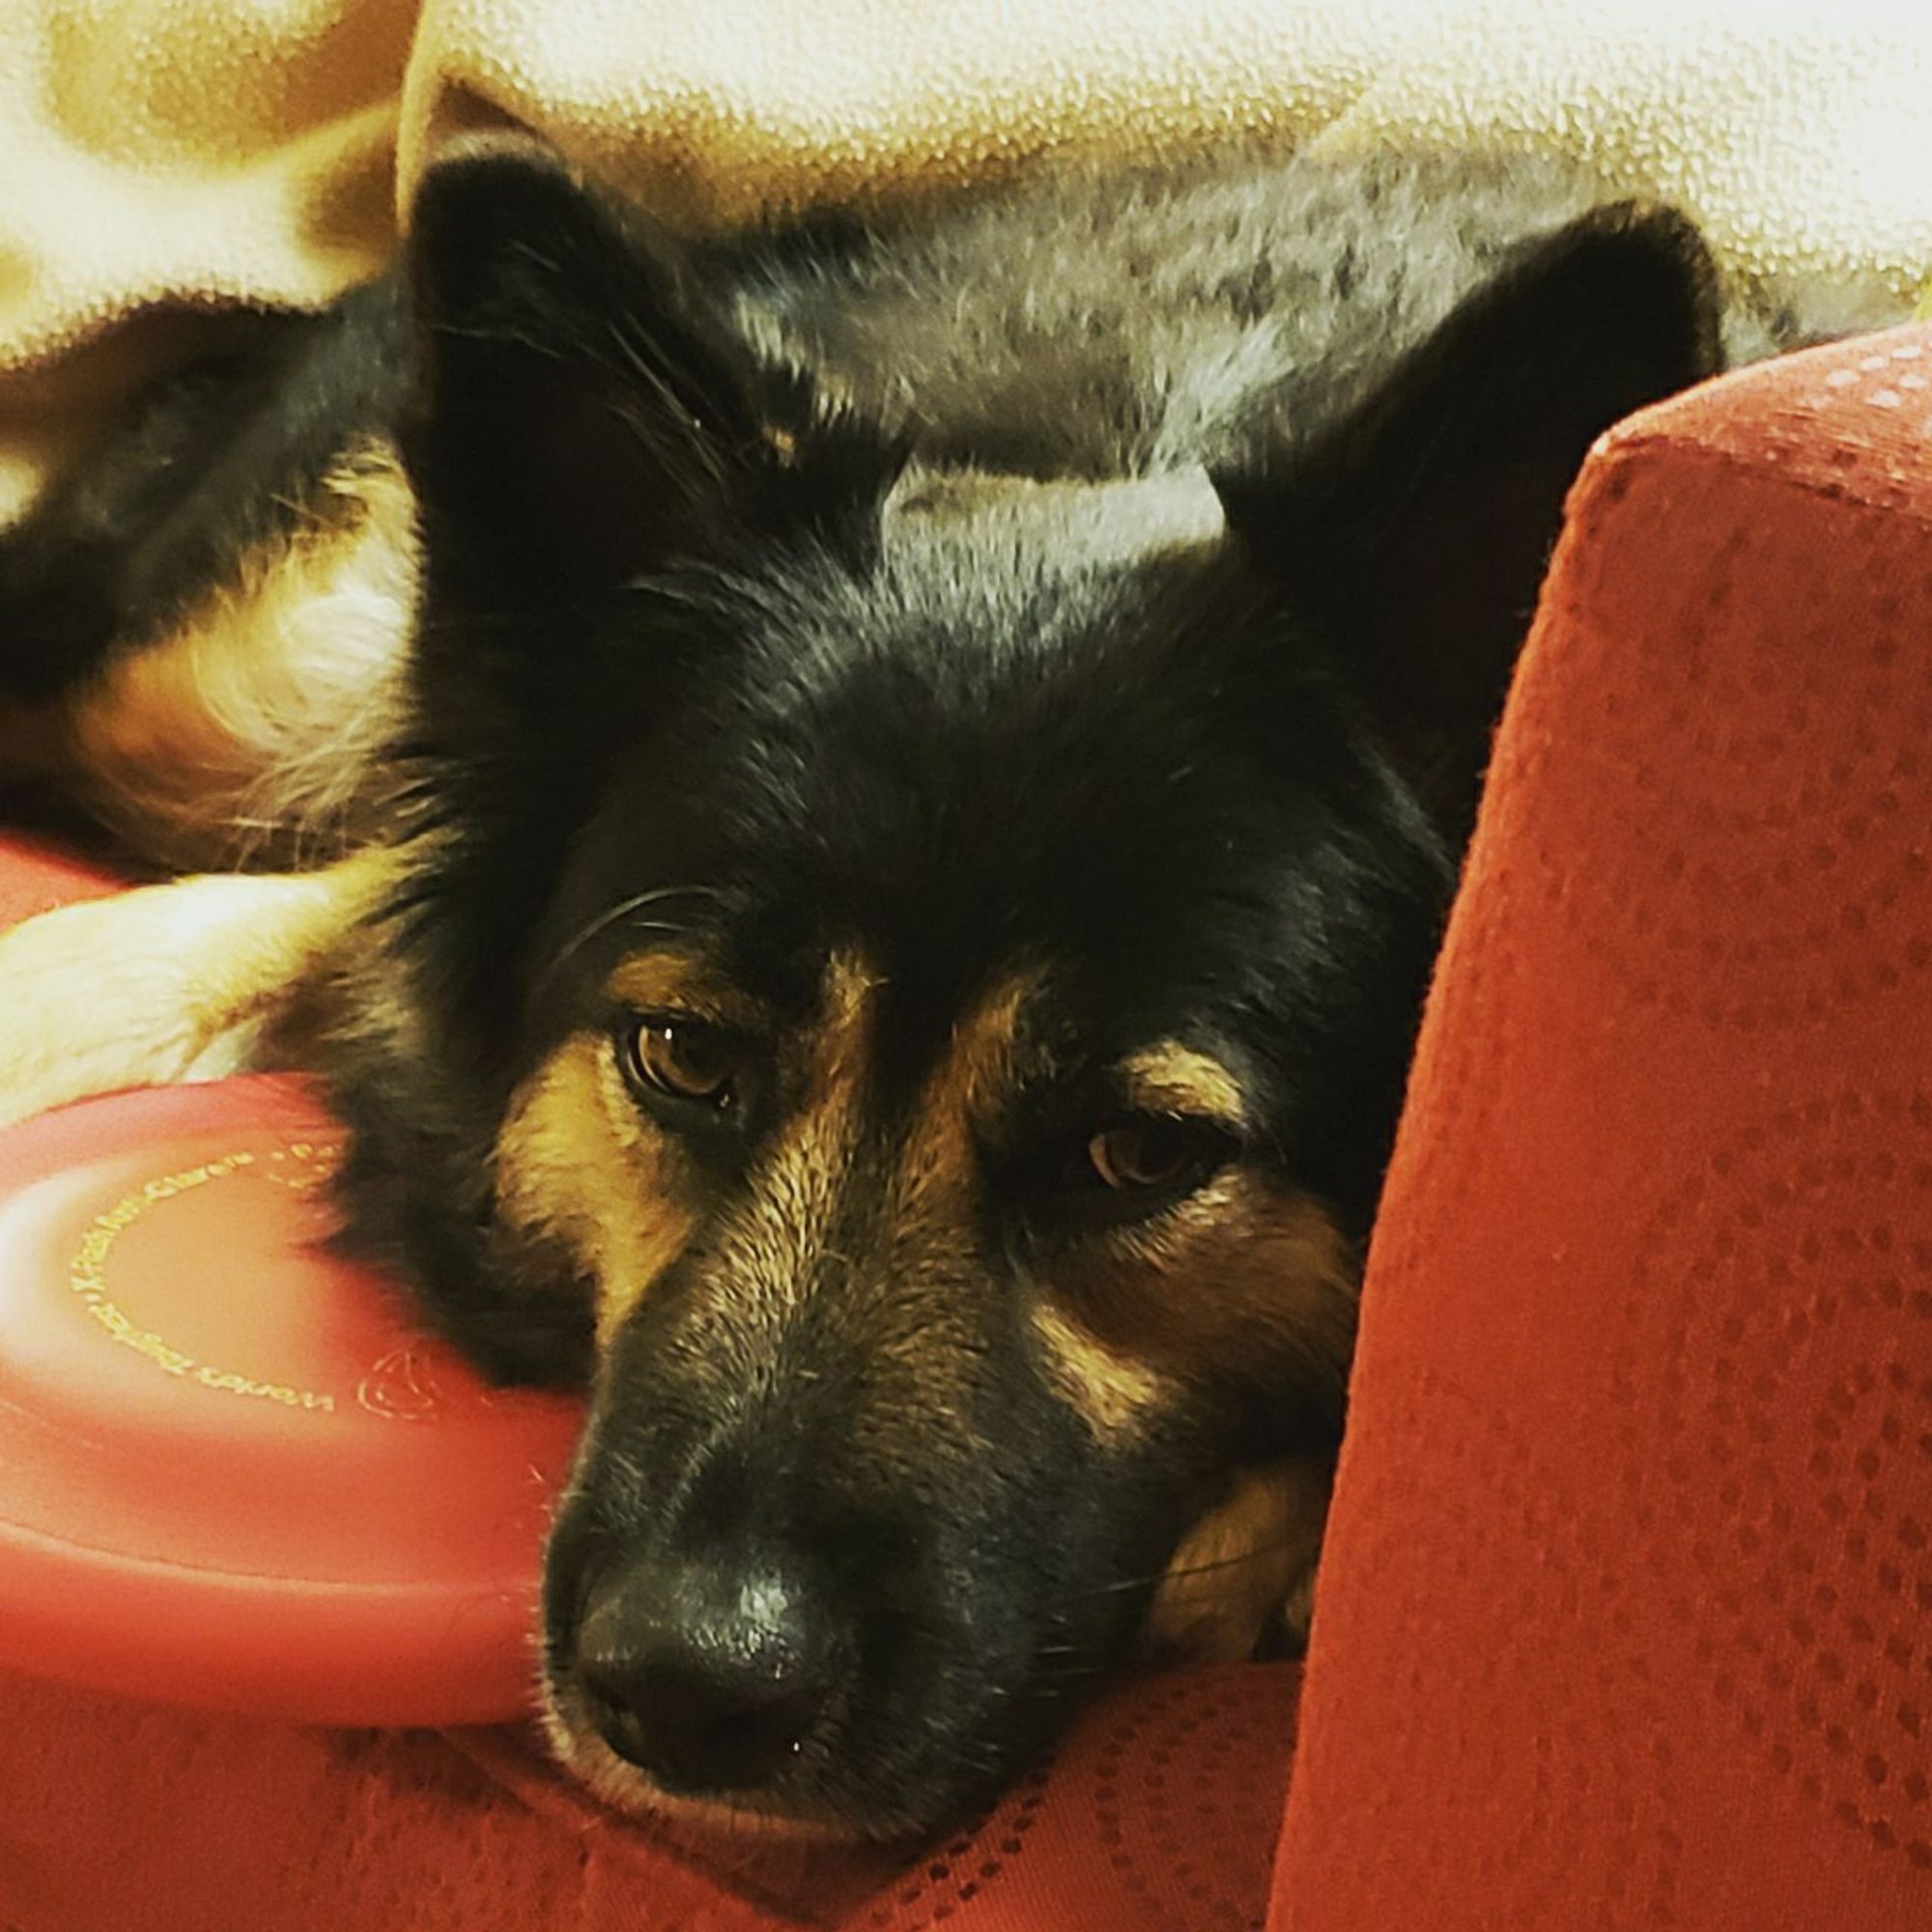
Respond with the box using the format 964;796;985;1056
1146;1458;1331;1663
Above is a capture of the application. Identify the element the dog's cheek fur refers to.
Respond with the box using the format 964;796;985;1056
1028;1299;1172;1438
1035;1177;1355;1653
1058;1173;1357;1403
495;1033;697;1345
265;890;601;1387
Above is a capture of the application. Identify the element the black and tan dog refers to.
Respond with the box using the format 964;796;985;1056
0;138;1727;1836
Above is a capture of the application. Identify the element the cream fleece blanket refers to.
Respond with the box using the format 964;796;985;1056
3;0;1930;526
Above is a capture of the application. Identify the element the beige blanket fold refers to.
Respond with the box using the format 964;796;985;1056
4;0;1931;526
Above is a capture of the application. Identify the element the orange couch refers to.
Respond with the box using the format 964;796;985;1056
3;322;1929;1930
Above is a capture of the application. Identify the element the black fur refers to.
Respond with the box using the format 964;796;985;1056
0;285;411;703
2;139;1726;1835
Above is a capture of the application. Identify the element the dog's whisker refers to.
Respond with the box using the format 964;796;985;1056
1062;1535;1315;1604
533;884;728;994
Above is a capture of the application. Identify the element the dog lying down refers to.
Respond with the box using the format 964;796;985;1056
0;134;1783;1836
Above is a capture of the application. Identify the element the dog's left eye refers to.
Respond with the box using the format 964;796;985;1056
621;1015;738;1110
1077;1118;1231;1198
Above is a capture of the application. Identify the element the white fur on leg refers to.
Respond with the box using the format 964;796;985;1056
0;855;390;1127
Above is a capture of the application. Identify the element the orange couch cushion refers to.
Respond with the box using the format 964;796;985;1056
1270;326;1932;1926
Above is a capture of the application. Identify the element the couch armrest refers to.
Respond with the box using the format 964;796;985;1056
1271;326;1932;1928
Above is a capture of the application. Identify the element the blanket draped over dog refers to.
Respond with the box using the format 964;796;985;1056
2;0;1930;530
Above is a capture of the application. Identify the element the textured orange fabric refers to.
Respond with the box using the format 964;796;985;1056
0;832;122;926
0;1662;1297;1929
1270;324;1932;1927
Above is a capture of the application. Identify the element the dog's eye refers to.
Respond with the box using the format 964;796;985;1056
622;1015;737;1109
1082;1118;1227;1196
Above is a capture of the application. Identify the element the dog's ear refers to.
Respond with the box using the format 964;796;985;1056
1214;202;1721;837
403;140;894;604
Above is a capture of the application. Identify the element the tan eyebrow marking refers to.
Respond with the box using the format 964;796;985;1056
1120;1040;1248;1128
808;950;882;1100
898;967;1047;1202
606;950;766;1028
931;969;1043;1120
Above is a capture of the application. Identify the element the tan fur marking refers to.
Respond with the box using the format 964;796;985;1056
810;950;882;1100
1069;1169;1356;1386
53;445;418;872
708;950;878;1327
1030;1299;1169;1437
898;967;1041;1202
606;952;766;1030
1120;1039;1247;1128
1147;1458;1332;1661
533;948;883;1348
0;847;397;1127
495;1034;695;1342
1036;1168;1353;1519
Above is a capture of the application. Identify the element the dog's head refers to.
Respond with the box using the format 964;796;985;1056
381;143;1719;1836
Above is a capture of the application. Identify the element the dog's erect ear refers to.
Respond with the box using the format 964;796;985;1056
1214;202;1721;838
403;140;893;603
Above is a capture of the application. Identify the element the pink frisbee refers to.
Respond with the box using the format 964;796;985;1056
0;1075;586;1726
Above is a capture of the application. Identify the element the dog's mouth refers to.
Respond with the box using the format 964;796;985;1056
538;1636;1062;1844
539;1672;867;1841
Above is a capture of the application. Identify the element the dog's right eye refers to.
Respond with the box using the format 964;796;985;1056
620;1015;738;1112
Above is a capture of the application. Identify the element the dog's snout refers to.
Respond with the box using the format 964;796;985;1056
575;1548;842;1796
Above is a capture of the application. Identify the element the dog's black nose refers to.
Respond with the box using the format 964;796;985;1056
575;1550;838;1795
